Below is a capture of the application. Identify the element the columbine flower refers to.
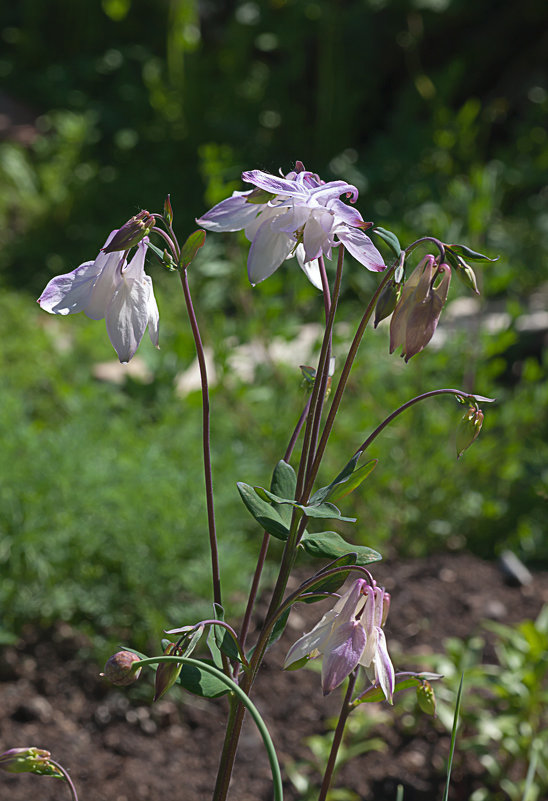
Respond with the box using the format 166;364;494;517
389;255;451;361
284;578;395;701
38;232;159;363
0;747;60;776
196;163;385;287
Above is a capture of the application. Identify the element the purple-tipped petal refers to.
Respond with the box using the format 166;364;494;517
321;621;367;694
38;260;100;315
196;192;261;232
336;227;386;272
372;628;395;703
242;170;306;197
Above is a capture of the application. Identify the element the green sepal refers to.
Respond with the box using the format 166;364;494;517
300;530;381;565
177;658;230;698
237;482;289;540
372;227;402;258
179;229;206;270
245;188;276;204
448;244;498;263
355;672;443;704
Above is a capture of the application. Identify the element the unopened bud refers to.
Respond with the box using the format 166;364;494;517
374;280;400;327
153;643;183;701
163;194;173;226
456;406;484;458
0;747;61;777
446;250;480;295
102;211;155;253
101;651;142;686
416;680;437;717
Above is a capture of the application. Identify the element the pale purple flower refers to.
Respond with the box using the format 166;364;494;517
284;578;394;701
196;165;385;288
38;232;159;363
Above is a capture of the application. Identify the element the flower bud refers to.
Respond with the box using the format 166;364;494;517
456;406;484;458
374;280;400;327
102;211;155;253
416;680;437;717
153;642;183;701
163;194;173;226
0;747;60;776
101;651;142;686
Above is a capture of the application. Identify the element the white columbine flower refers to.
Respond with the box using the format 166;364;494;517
38;232;159;363
284;578;395;701
196;165;385;288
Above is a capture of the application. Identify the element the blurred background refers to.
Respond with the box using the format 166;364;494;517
0;0;547;649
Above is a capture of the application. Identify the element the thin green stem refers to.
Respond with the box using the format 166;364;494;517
137;656;283;801
317;670;358;801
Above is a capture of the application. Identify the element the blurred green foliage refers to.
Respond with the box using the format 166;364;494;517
0;0;547;644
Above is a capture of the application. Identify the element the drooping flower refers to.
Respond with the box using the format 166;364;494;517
196;164;385;288
284;578;395;701
389;255;451;361
38;232;159;363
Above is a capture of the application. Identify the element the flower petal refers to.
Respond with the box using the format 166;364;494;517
84;251;125;320
284;610;338;668
242;170;306;198
336;227;386;272
247;219;294;285
38;260;101;315
196;192;261;232
372;628;395;703
294;245;323;290
321;621;367;694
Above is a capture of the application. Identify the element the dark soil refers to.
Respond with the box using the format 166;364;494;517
2;553;547;801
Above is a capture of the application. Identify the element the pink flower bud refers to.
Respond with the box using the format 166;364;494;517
101;651;142;686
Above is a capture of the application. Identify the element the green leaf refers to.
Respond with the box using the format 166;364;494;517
211;603;242;663
253;487;356;523
237;483;290;540
177;659;230;698
326;459;378;503
206;623;224;669
270;460;296;500
270;460;297;526
356;672;443;704
449;244;498;263
309;452;361;505
299;502;356;522
179;229;206;270
300;530;381;565
372;227;402;258
247;608;291;658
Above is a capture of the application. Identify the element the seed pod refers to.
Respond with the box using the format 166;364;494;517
102;651;142;686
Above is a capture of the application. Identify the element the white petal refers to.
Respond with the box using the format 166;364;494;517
84;251;124;320
303;208;333;261
38;260;100;315
284;610;338;668
247;219;294;285
372;628;395;703
335;227;386;272
295;246;323;290
106;274;150;363
196;192;261;232
145;275;160;349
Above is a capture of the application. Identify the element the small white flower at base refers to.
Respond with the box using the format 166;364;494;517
197;164;385;288
38;232;159;363
284;578;395;701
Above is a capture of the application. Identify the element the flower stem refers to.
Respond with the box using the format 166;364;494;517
357;388;480;454
49;760;79;801
317;670;358;801
137;656;283;801
178;269;222;612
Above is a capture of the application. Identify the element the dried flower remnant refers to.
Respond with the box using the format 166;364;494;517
101;651;142;686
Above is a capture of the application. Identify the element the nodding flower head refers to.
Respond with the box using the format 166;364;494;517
284;578;395;701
